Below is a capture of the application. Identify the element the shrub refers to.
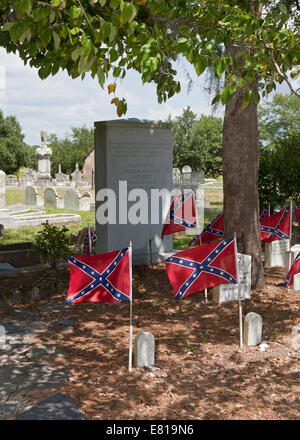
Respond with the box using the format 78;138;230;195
35;222;72;269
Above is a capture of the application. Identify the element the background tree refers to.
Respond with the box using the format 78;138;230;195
48;125;93;176
168;107;223;177
258;93;300;210
0;109;28;174
258;93;300;145
1;1;299;288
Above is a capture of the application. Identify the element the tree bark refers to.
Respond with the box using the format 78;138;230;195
222;50;264;289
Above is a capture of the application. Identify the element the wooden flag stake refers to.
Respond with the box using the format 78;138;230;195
234;233;243;348
128;241;133;372
88;223;92;255
199;236;208;303
290;200;293;244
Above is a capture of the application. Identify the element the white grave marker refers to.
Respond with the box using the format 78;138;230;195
293;273;300;291
264;239;290;267
212;253;252;303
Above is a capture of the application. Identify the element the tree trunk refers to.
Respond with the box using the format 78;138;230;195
222;63;264;289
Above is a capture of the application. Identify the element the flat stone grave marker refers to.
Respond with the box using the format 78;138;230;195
264;239;290;267
134;331;155;367
44;187;58;209
16;393;85;420
25;185;38;206
243;312;262;346
212;253;252;303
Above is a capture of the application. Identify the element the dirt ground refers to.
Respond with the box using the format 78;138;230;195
0;262;299;420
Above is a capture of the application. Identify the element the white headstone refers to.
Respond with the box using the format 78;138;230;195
285;246;300;275
264;239;290;267
134;331;155;367
172;167;181;184
244;312;262;346
212;253;252;303
25;185;38;206
293;273;300;291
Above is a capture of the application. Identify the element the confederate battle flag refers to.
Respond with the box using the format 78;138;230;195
189;212;224;247
284;252;300;288
66;247;131;304
161;191;198;237
83;227;98;256
165;237;239;299
260;206;291;242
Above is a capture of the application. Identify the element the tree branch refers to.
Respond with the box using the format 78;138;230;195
262;39;300;100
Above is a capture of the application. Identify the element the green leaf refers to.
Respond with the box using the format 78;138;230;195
109;48;119;62
16;0;32;15
278;2;287;13
97;68;105;88
70;5;82;19
78;56;92;74
117;99;127;117
194;56;207;76
2;22;14;32
32;7;49;22
71;47;81;61
52;0;61;6
52;31;60;49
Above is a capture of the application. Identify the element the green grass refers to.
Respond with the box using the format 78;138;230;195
5;189;26;206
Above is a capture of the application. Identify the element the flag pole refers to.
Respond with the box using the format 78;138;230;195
88;223;92;255
234;233;243;348
128;241;133;372
199;235;208;302
290;200;292;247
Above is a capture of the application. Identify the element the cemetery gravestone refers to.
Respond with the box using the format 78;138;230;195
19;168;35;189
212;253;252;303
182;165;192;183
6;175;17;186
71;163;83;186
0;170;5;208
55;164;68;186
25;186;38;206
64;189;81;211
35;130;53;188
293;273;300;291
134;331;155;367
94;120;173;264
264;239;290;267
80;191;92;211
44;187;58;209
172;167;181;184
285;245;300;274
243;312;262;346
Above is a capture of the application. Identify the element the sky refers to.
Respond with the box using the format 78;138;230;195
0;47;297;146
